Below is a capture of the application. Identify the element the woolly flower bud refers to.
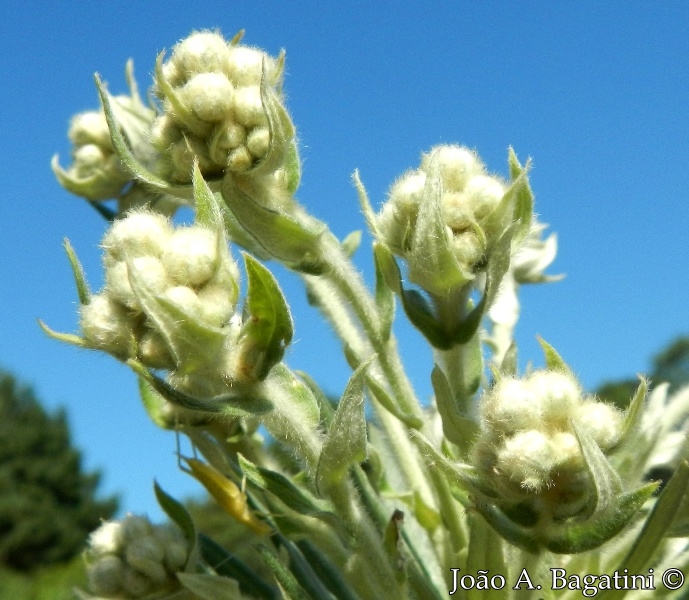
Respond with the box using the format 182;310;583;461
528;370;580;429
481;378;542;434
162;227;219;287
227;45;279;86
164;31;232;87
497;430;554;491
85;514;188;599
69;111;113;150
179;72;234;122
575;400;624;450
420;144;484;192
153;30;290;184
377;144;508;285
102;211;172;261
80;294;134;355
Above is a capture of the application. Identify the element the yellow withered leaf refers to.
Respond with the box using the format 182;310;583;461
183;457;272;535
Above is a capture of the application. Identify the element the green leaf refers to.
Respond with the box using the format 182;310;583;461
466;512;507;600
537;336;575;378
545;483;657;554
317;362;369;491
276;536;336;600
505;148;533;244
177;573;244;600
295;370;336;426
220;174;327;273
619;377;648;442
129;361;273;417
573;421;622;516
296;540;362;600
365;374;423;429
341;230;362;258
255;545;310;600
470;501;540;554
353;170;381;239
153;481;196;565
373;243;395;342
411;431;476;492
267;364;321;431
408;157;472;295
240;254;294;380
238;453;333;516
37;319;88;349
431;366;479;454
400;289;449;349
63;239;91;305
94;74;193;201
137;376;171;428
127;260;226;372
618;461;689;574
198;534;279;600
193;162;224;230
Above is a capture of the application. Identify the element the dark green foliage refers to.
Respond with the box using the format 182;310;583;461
596;335;689;408
0;370;118;571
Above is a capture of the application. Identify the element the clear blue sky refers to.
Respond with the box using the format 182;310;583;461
1;2;688;519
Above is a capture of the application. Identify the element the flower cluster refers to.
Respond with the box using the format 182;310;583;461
83;514;189;599
151;30;285;183
79;210;241;395
472;370;624;518
378;144;508;279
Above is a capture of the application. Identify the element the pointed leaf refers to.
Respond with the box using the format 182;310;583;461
506;148;533;244
255;545;310;600
221;174;326;273
317;362;369;491
545;483;657;554
537;336;575;378
383;509;408;584
193;162;224;230
153;481;197;563
276;536;335;600
238;453;333;516
137;376;172;428
63;239;91;305
466;512;507;600
295;370;336;426
619;461;689;573
408;158;471;295
296;540;362;600
341;230;362;258
38;319;88;348
128;360;273;417
183;457;272;535
400;288;450;349
365;374;423;429
619;377;648;442
573;421;622;516
198;534;279;600
372;242;402;295
373;243;395;342
469;502;540;553
178;573;244;600
353;170;381;239
94;74;193;200
431;366;479;453
412;431;476;492
240;254;293;380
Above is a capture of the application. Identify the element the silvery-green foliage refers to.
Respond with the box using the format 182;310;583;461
47;28;689;600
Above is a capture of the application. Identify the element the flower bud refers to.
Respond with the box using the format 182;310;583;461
162;227;219;287
80;294;135;356
420;144;483;192
102;211;172;261
575;400;624;450
153;30;292;185
85;514;189;599
497;430;554;491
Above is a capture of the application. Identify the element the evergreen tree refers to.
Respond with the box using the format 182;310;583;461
0;370;118;571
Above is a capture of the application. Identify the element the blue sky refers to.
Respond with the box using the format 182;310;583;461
1;2;688;519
